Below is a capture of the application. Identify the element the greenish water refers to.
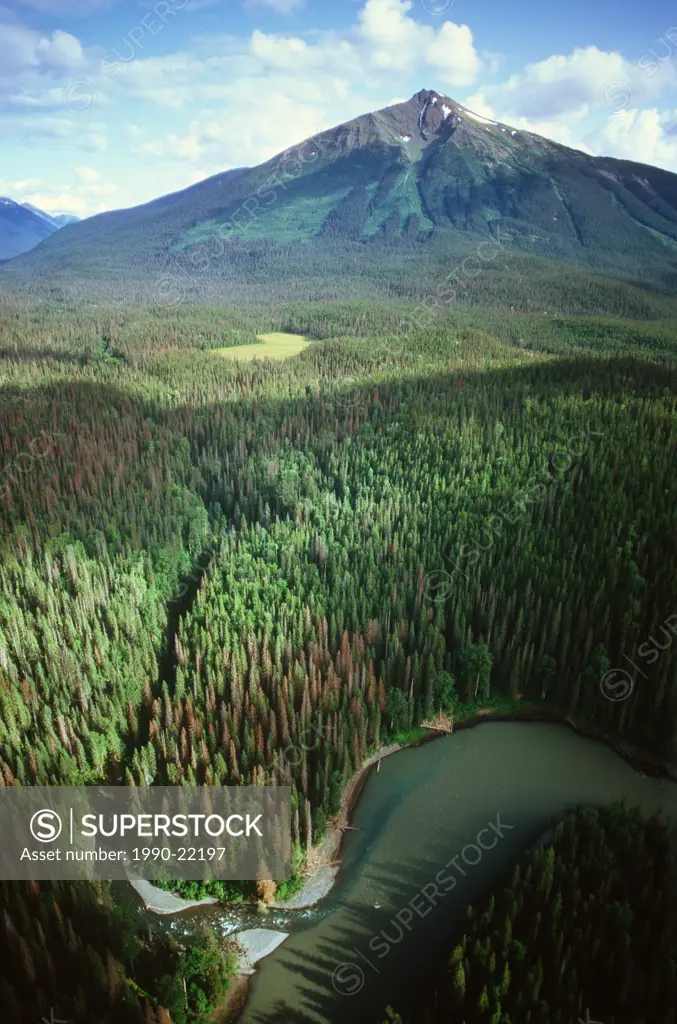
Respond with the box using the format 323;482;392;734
241;721;677;1023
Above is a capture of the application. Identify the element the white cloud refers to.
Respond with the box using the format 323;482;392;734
425;22;482;87
463;40;677;171
105;51;213;108
0;24;85;76
21;191;92;217
1;115;107;152
9;86;79;108
37;30;86;71
249;29;319;70
359;0;481;86
8;161;118;218
466;45;676;124
0;19;109;118
11;177;43;191
589;108;677;172
133;89;331;167
246;0;305;13
74;165;102;183
101;0;482;110
463;89;589;151
138;133;202;159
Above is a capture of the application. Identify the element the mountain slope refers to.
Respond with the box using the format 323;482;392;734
22;203;79;229
0;198;58;260
4;89;677;296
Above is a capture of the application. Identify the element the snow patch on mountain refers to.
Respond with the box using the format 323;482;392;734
462;109;498;127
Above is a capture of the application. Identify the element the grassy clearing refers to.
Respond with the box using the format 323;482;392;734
212;332;311;361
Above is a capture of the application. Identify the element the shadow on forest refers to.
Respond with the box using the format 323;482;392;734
1;350;674;425
1;351;674;542
1;354;673;588
0;345;83;366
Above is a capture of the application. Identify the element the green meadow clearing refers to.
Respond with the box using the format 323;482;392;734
212;332;311;361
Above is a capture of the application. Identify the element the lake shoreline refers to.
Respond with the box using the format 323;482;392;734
270;741;404;911
177;704;677;1021
258;702;677;919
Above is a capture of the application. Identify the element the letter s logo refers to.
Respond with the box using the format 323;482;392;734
30;809;63;843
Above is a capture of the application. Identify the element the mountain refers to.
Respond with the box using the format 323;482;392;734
0;199;80;261
4;89;677;297
0;197;58;260
52;213;80;228
22;203;80;229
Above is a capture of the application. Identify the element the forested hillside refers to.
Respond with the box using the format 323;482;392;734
379;803;677;1024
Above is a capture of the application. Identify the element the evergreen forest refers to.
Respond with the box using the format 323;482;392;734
380;803;677;1024
1;275;677;1021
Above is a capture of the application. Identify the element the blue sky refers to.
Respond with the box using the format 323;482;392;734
2;0;676;218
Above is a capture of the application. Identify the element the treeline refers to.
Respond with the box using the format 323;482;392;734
379;803;677;1024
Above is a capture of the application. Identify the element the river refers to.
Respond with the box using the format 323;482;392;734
129;721;677;1022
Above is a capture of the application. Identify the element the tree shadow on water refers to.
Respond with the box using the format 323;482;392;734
242;853;456;1023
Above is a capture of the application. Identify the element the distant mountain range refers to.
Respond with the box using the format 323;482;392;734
3;89;677;298
0;198;79;261
21;203;79;230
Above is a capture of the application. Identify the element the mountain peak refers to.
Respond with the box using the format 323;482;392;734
366;89;466;142
371;90;533;147
411;88;451;103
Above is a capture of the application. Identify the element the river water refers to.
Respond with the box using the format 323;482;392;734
126;721;677;1022
240;721;677;1023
